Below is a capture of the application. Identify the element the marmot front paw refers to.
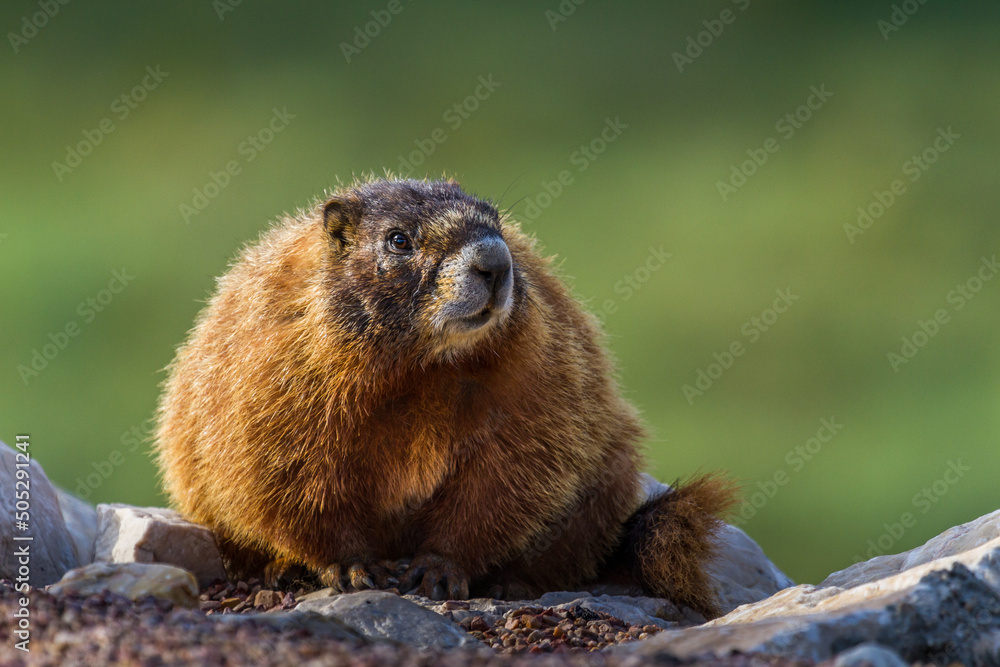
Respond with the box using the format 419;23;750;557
399;553;470;600
318;560;400;593
263;557;310;589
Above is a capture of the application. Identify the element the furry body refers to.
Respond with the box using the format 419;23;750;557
155;178;733;615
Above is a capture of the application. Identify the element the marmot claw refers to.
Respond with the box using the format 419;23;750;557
400;553;469;601
318;560;399;593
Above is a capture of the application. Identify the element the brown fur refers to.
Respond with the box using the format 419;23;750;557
611;475;739;618
154;177;735;612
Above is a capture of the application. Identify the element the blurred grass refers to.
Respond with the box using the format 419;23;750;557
2;1;999;584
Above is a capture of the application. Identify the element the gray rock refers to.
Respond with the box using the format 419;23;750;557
707;523;796;614
638;472;672;501
0;441;80;586
212;609;367;642
94;504;227;587
976;629;1000;665
48;561;200;608
297;590;480;649
549;595;678;629
614;508;1000;664
833;643;909;667
407;594;526;618
54;486;98;566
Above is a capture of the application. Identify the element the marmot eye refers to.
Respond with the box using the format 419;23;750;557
386;231;412;253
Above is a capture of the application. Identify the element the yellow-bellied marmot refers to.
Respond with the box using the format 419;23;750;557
154;177;735;616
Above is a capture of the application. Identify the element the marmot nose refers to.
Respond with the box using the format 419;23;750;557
469;237;512;296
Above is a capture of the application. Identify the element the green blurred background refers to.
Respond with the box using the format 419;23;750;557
2;1;999;585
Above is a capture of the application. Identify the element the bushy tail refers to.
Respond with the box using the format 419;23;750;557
619;473;739;619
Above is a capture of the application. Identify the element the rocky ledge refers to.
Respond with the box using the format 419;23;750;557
1;441;999;665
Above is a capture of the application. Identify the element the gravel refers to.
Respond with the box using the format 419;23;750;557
0;580;815;666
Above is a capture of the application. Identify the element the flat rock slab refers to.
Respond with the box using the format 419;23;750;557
0;441;80;586
95;504;227;587
820;508;1000;589
297;590;481;650
48;561;199;608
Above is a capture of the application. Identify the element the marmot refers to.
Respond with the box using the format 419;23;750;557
155;177;736;616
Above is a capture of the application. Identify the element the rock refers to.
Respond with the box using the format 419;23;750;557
296;586;338;603
54;486;98;566
614;508;1000;665
407;594;526;618
211;609;367;642
820;508;1000;589
707;523;796;614
639;473;794;614
538;593;679;628
0;441;80;586
254;589;283;608
638;472;672;501
833;643;909;667
976;629;1000;664
297;590;480;649
48;562;199;608
94;504;227;587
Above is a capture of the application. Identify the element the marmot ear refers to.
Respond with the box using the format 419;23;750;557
323;193;364;252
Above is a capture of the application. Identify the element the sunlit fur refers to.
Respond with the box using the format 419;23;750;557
154;177;734;612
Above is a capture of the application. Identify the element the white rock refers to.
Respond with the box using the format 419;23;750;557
0;441;80;586
833;643;909;667
48;561;199;607
94;504;227;587
820;509;1000;589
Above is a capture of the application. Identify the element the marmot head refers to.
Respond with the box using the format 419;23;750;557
322;179;524;361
